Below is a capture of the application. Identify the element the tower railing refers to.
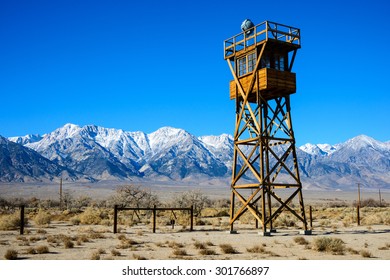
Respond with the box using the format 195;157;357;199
224;21;301;59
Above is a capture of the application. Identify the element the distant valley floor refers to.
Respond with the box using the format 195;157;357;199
1;180;390;205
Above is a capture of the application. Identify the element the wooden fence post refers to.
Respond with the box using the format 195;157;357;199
309;206;313;229
20;205;25;235
190;205;194;231
357;205;360;226
113;205;118;234
153;205;157;233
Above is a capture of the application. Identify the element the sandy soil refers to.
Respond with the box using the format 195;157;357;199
1;217;390;260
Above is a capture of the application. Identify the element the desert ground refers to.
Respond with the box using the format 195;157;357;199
1;182;390;260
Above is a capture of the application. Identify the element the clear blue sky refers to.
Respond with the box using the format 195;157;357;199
1;0;389;146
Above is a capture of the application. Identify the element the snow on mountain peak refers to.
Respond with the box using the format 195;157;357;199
53;123;81;139
341;134;387;151
147;127;190;152
299;143;336;156
199;134;233;149
8;134;43;145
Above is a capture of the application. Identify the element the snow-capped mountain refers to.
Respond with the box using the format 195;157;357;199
8;134;43;145
142;127;227;179
25;124;141;179
299;135;390;189
299;143;337;156
0;135;80;182
199;134;234;167
10;124;228;180
4;124;390;190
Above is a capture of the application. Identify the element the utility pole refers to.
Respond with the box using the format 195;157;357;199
59;178;63;210
357;183;361;226
379;189;382;207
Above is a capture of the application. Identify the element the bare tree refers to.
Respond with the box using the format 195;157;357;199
110;185;159;208
172;190;210;217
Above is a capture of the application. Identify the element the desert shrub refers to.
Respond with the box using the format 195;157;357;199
166;241;184;249
29;236;41;243
193;241;206;249
274;214;297;228
76;234;90;244
111;249;121;256
215;209;230;217
26;247;37;254
16;236;29;246
88;231;105;239
220;244;238;254
199;249;216;255
36;245;49;254
247;245;266;253
117;237;139;249
73;196;93;209
172;249;187;256
133;254;147;260
353;199;383;208
91;251;100;260
78;207;102;225
294;236;309;245
362;213;383;225
70;217;81;225
33;209;52;226
360;250;373;258
312;237;345;255
63;239;74;249
346;247;359;255
4;249;18;260
211;198;230;208
0;213;27;230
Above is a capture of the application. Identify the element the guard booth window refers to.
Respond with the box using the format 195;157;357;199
237;52;257;77
238;57;247;76
274;54;285;71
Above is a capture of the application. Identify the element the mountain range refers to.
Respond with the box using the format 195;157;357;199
2;123;390;190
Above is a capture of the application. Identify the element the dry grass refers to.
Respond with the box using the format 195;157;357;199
63;239;74;249
312;237;345;255
36;245;49;254
26;247;37;254
0;213;24;230
4;249;18;260
33;209;52;226
294;236;309;245
90;251;100;260
193;241;207;249
116;235;139;250
78;207;103;225
346;247;359;255
247;245;266;254
199;249;216;255
166;241;184;249
132;253;147;260
360;250;373;258
220;244;238;254
172;248;187;256
111;249;121;256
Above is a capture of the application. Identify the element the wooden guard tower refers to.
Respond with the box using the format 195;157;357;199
224;20;310;235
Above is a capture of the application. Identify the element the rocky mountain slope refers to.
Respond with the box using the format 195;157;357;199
0;135;80;182
2;124;390;190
